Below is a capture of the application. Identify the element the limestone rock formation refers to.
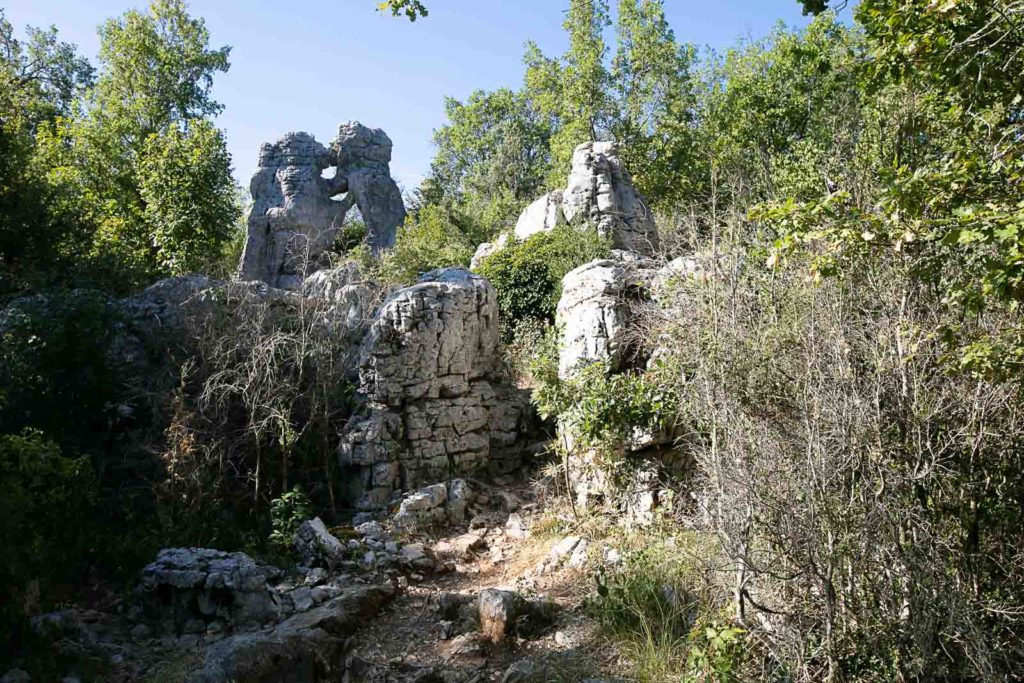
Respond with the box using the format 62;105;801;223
513;190;564;241
562;142;658;254
238;133;346;290
136;548;285;633
332;121;406;253
238;122;406;289
556;250;660;378
187;584;395;683
338;268;536;509
476;141;657;264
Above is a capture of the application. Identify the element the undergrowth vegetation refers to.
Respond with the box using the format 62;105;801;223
3;0;1024;679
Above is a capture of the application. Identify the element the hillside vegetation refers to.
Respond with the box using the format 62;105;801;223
2;1;1023;681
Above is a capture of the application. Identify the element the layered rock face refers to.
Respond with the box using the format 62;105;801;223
238;122;406;289
333;121;405;253
556;250;660;378
475;141;657;265
339;268;536;509
562;142;658;254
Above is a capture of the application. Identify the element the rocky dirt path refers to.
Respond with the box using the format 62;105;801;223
342;482;621;682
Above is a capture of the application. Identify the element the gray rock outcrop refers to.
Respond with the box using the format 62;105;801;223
238;133;347;290
513;190;564;241
187;584;395;683
556;250;659;378
332;121;406;253
338;268;536;509
475;141;657;265
136;548;285;634
238;122;406;289
562;142;658;254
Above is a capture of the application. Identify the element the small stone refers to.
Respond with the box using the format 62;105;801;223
501;659;537;683
130;623;151;641
497;490;522;512
552;536;581;559
470;511;508;530
568;539;589;568
433;533;486;561
290;587;314;612
385;541;400;554
400;543;434;571
410;573;424;583
478;589;520;643
293;517;348;568
505;513;528;539
1;669;31;683
356;520;386;540
304;567;328;586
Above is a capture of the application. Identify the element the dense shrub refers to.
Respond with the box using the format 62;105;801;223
0;291;125;452
658;248;1024;680
0;431;97;632
476;225;609;340
374;205;476;285
159;285;359;548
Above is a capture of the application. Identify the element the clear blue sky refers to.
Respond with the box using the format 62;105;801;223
4;0;850;191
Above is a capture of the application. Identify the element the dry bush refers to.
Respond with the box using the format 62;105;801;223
655;243;1024;680
159;251;390;543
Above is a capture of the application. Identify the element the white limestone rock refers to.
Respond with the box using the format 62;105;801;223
359;268;499;406
332;121;406;253
562;141;658;255
513;190;564;241
556;251;660;378
238;132;346;289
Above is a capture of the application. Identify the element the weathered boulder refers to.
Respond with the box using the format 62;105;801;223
187;584;395;683
477;589;518;643
555;251;659;378
562;142;658;255
469;233;509;270
477;589;558;644
136;548;284;634
338;268;537;509
238;132;346;289
332;121;406;253
359;268;498;404
475;141;658;265
294;518;348;569
392;479;475;530
512;190;564;241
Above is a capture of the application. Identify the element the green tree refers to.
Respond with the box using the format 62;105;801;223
0;11;94;127
139;119;237;274
609;0;701;208
427;88;551;240
761;2;1024;372
378;0;428;21
0;12;94;295
525;0;611;182
50;0;238;288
